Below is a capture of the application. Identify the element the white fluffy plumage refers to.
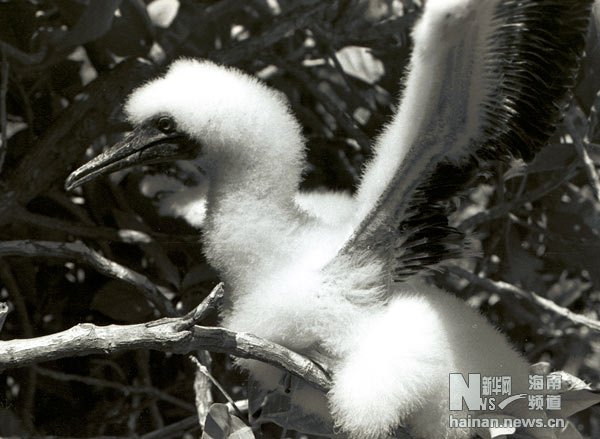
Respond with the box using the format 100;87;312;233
66;0;593;437
123;62;525;439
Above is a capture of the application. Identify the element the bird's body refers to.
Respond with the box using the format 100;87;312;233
65;1;593;438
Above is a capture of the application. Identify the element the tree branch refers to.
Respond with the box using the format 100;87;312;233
0;45;8;174
33;365;195;412
0;240;177;316
209;0;328;65
0;301;9;332
459;160;580;230
0;58;155;226
447;266;600;332
565;111;600;202
0;280;332;392
0;320;332;392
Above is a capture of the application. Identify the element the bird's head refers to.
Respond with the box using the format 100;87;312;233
65;59;305;191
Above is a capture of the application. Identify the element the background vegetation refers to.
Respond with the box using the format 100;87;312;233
0;0;598;437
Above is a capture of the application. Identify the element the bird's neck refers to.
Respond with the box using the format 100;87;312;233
201;147;308;293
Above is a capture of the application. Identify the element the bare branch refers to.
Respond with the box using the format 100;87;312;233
0;58;155;227
209;1;328;65
0;45;8;174
18;207;199;244
447;266;600;332
0;40;46;66
18;208;153;244
0;301;9;332
0;281;328;389
459;160;580;230
0;319;332;392
564;111;600;201
272;55;371;151
191;351;213;428
181;283;224;327
190;355;244;421
0;259;34;337
0;240;177;317
33;365;195;412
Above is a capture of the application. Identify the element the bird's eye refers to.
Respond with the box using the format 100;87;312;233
157;116;175;134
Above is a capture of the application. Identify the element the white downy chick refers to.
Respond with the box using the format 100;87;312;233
65;1;593;438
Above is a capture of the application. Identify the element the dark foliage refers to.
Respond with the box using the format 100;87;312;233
0;0;598;438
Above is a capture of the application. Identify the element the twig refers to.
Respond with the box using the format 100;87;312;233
273;56;371;151
309;14;418;50
136;350;165;429
33;366;195;412
508;212;596;245
0;302;9;332
0;58;155;227
209;0;328;65
189;356;245;420
0;240;177;317
459;160;580;230
0;40;46;66
18;207;199;244
0;260;37;430
18;208;153;244
191;350;213;428
0;260;33;337
184;287;226;426
0;318;332;391
182;287;224;427
447;266;600;332
564;113;600;202
0;44;9;173
13;72;34;142
180;283;224;327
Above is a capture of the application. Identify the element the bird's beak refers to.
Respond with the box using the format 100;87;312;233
65;125;195;191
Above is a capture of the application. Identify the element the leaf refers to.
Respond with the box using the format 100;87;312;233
247;375;335;437
335;46;385;84
504;228;543;288
545;207;600;287
555;421;585;439
505;143;576;179
529;362;552;376
90;280;154;323
549;370;592;392
523;143;575;175
147;0;180;28
552;389;600;419
546;274;589;308
503;159;529;181
100;0;154;57
574;1;600;111
201;403;253;439
527;369;599;418
57;0;123;49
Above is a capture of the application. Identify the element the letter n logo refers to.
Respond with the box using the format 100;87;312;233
449;373;483;410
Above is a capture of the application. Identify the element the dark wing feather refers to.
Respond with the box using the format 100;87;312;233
338;0;593;283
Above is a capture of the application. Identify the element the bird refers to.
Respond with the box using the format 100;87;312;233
65;1;593;438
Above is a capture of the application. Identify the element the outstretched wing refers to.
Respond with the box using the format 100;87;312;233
338;0;593;280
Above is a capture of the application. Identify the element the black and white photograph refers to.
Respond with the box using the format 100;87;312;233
0;1;599;438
